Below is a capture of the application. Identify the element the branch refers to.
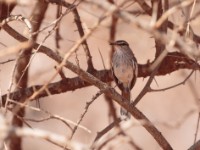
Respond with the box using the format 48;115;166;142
0;25;199;105
0;115;86;150
0;52;198;106
46;0;95;71
105;0;119;124
92;117;122;146
2;29;173;150
189;139;200;150
134;0;200;43
0;2;15;21
70;90;105;140
1;21;199;149
2;2;48;150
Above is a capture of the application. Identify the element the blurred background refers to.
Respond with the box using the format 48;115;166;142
0;0;200;149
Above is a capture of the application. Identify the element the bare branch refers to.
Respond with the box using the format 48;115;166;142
1;0;200;149
91;117;122;147
189;139;200;150
69;90;104;140
0;25;199;105
151;69;194;92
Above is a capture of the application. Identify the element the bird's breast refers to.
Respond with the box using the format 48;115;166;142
113;63;134;86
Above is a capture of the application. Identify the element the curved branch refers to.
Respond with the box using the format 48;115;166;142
4;45;173;149
46;0;95;71
0;2;15;21
3;26;200;150
134;0;200;43
1;25;199;105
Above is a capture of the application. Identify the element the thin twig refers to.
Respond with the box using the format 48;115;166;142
194;113;200;144
91;117;122;148
69;89;106;140
150;69;194;92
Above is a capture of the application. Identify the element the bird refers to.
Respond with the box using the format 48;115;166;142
110;40;138;119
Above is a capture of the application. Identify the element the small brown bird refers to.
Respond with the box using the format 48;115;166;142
110;40;138;119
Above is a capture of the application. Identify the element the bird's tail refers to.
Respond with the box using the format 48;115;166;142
121;89;131;120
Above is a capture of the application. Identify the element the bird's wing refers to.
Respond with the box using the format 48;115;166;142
111;65;125;91
130;57;138;89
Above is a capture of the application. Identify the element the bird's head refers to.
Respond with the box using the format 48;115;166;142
110;40;129;49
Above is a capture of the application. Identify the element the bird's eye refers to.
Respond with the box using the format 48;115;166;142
121;42;127;46
118;42;124;45
115;40;128;46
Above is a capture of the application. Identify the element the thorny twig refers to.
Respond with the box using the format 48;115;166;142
132;52;164;106
55;4;62;50
5;99;90;133
150;69;195;92
69;89;106;140
194;113;200;144
91;117;122;147
1;23;198;150
1;1;200;148
104;0;119;127
92;118;141;150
